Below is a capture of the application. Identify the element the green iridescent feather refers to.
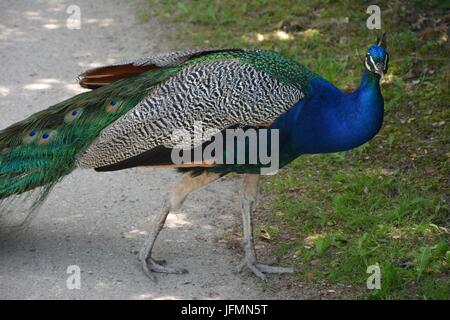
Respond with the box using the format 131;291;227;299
0;67;179;208
182;50;316;89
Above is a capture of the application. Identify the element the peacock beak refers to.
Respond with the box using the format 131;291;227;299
375;63;385;76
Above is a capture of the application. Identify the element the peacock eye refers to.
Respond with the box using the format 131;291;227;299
105;99;121;113
37;130;58;145
23;130;39;144
64;108;83;123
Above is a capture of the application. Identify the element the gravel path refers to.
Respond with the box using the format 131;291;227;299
0;0;280;300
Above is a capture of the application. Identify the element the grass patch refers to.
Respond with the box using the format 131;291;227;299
147;0;449;299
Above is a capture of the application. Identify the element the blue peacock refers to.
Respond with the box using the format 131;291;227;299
0;34;389;281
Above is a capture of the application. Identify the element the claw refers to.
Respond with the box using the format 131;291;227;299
255;263;296;274
235;257;295;280
141;256;188;281
147;258;188;274
247;262;267;281
142;259;158;282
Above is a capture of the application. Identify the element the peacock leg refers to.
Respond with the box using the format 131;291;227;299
139;171;222;281
235;174;295;280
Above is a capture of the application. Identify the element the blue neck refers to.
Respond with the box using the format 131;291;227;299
355;69;381;97
347;69;384;147
273;69;384;159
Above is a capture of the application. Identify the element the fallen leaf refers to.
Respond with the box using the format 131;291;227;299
275;211;285;217
260;229;272;241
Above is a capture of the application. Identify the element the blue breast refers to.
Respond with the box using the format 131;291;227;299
271;74;384;164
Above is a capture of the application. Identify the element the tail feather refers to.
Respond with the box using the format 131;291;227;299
0;63;182;215
0;72;164;212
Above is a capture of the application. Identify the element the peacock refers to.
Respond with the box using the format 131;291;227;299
0;34;389;281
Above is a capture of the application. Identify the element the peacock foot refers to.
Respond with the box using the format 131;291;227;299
140;256;188;282
234;256;295;281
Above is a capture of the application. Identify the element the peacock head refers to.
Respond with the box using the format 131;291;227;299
364;33;389;77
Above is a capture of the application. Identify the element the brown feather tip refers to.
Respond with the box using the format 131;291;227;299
78;63;156;89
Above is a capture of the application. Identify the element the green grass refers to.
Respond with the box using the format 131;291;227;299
146;0;449;299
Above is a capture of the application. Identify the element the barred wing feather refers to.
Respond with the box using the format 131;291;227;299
78;59;305;169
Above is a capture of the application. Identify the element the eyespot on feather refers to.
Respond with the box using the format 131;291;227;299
105;99;121;113
65;108;83;123
23;130;39;144
0;146;10;155
37;130;58;145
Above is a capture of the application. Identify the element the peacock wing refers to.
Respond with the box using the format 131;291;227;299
77;55;309;170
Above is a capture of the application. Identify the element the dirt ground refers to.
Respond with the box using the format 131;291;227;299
0;0;292;300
